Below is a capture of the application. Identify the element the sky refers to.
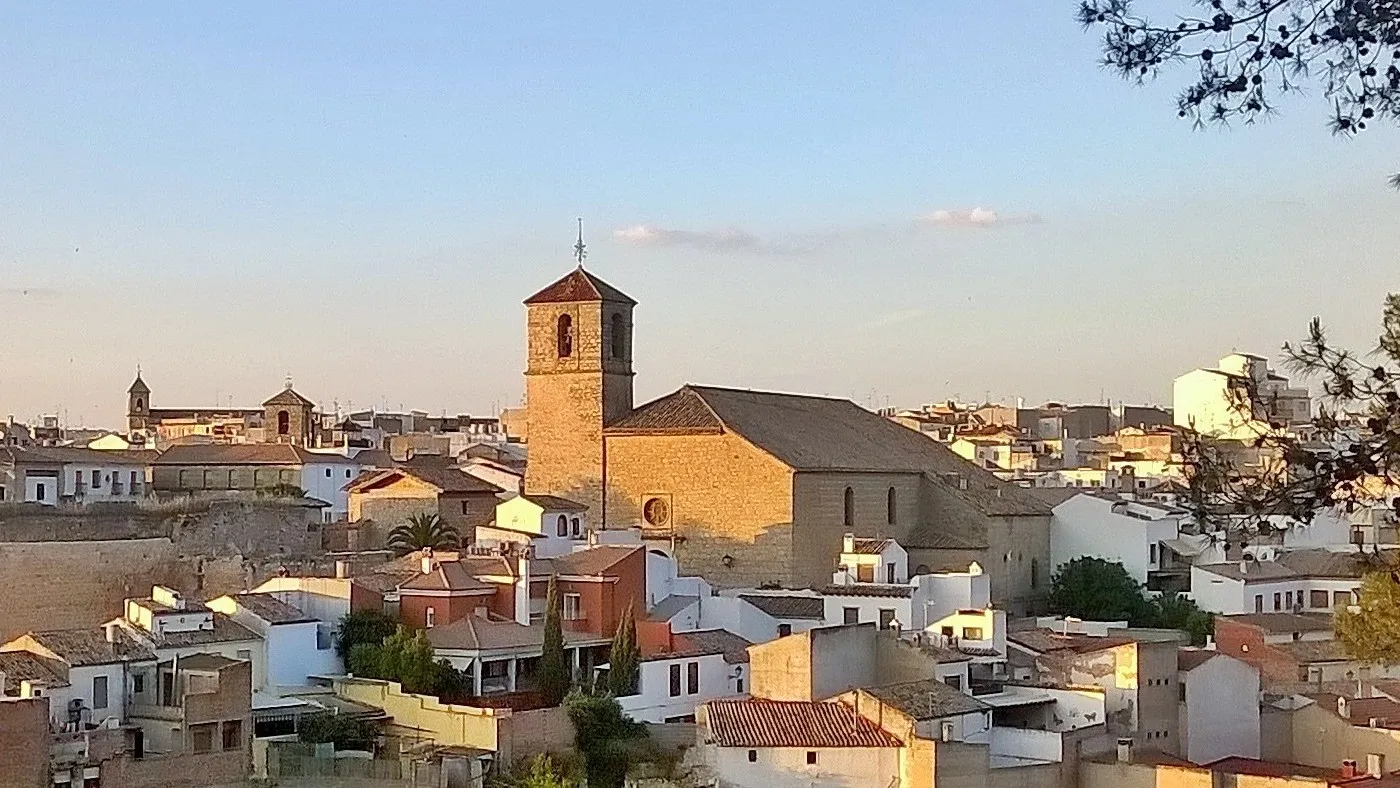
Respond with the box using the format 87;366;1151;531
2;2;1397;427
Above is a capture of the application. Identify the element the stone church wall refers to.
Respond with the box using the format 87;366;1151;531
604;431;795;588
791;471;924;586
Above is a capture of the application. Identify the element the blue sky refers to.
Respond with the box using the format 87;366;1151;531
2;2;1396;426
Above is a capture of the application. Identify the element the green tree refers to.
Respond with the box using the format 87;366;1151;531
1078;0;1400;188
606;601;640;697
1337;571;1400;663
1144;593;1214;646
564;691;648;788
336;609;398;661
377;626;441;694
492;754;579;788
538;574;571;705
1047;557;1150;622
386;512;461;556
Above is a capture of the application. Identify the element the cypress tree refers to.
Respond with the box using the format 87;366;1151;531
607;601;639;696
538;573;570;705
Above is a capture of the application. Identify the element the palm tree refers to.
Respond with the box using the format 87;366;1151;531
386;512;460;556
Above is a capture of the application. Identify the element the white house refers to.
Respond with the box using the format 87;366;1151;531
205;592;339;689
1174;352;1310;438
697;699;903;788
647;551;781;644
1177;649;1260;764
490;494;589;557
927;607;1008;679
298;451;363;521
0;626;158;730
620;628;750;723
833;534;907;585
113;586;266;691
1051;493;1188;585
1189;549;1377;615
819;558;992;635
461;457;523;494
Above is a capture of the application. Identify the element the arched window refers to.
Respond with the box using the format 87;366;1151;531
277;410;290;435
571;517;581;537
843;487;854;527
135;398;144;411
557;314;574;358
886;487;897;525
610;313;626;360
556;514;569;537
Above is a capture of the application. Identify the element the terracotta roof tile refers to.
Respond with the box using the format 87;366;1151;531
819;584;912;599
524;268;636;305
345;467;501;495
229;593;316;624
644;629;752;664
426;617;606;652
1177;648;1220;673
703;700;901;748
539;545;640;577
849;538;895;555
0;651;68;693
263;387;316;407
152;616;260;648
862;678;990;720
508;494;589;512
18;628;156;667
737;594;825;620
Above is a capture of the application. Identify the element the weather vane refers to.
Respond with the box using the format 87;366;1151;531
574;217;587;267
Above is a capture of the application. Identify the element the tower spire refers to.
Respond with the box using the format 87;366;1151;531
573;217;587;268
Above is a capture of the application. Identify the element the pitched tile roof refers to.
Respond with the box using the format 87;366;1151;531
819;584;913;598
1221;612;1334;634
538;545;640;577
1273;640;1350;664
19;628;156;667
0;651;68;692
150;616;261;648
399;561;498;593
737;594;826;620
1197;549;1396;582
1007;629;1134;656
177;653;243;671
345;467;502;495
863;678;991;720
154;444;307;466
645;629;752;664
230;593;316;624
426;617;606;652
848;538;895;555
703;700;901;748
647;595;699;622
607;385;1049;519
508;494;588;512
22;447;154;465
1177;648;1220;673
263;387;316;407
524;268;636;305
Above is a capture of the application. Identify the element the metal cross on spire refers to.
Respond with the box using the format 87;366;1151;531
573;217;587;268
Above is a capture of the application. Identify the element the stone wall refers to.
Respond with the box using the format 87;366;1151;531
0;697;48;788
0;500;334;641
604;431;796;588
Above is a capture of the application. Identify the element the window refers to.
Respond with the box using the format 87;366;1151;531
277;410;290;435
887;487;897;525
325;468;332;477
557;314;574;358
843;487;854;526
669;664;682;697
191;723;216;753
36;482;46;501
135;397;144;411
346;469;352;478
962;627;984;641
563;593;582;621
162;672;175;706
945;674;962;691
221;720;243;751
425;607;436;628
557;514;569;537
878;609;896;630
91;469;101;488
747;750;757;763
777;624;792;637
1180;682;1187;702
461;500;470;515
571;517;581;538
843;607;859;625
236;649;252;663
687;662;699;694
940;626;954;638
133;674;145;694
1149;543;1158;565
736;676;744;693
886;563;896;584
1254;595;1264;613
1286;591;1295;610
1335;590;1353;607
1273;593;1282;611
610;312;626;360
1031;558;1040;589
92;675;108;710
806;752;818;765
856;564;875;583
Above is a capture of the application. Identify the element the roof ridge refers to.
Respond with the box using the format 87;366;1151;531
686;383;857;404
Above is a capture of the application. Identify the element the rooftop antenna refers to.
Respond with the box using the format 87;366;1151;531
574;217;587;268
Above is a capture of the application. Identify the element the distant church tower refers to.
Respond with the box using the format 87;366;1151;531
127;371;151;434
522;229;636;522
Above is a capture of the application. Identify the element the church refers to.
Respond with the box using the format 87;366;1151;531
126;373;317;448
520;265;1053;614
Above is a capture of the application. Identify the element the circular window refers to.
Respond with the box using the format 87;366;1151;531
643;497;670;527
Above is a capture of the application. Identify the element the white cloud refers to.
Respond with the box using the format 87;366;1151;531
920;207;1044;228
859;309;925;332
613;225;807;256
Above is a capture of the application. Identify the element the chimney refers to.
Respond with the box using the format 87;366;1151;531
1341;760;1358;779
1116;738;1133;764
1338;696;1350;719
842;533;856;554
104;622;119;643
420;547;434;575
514;550;531;626
1239;560;1248;575
335;560;350;579
1369;753;1385;778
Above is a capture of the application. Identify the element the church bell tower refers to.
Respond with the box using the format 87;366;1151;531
522;224;636;521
